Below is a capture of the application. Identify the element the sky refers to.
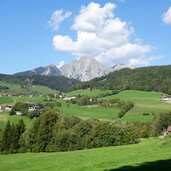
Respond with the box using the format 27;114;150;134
0;0;171;74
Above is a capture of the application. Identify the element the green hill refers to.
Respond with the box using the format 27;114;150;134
0;138;171;171
72;65;171;95
0;74;79;92
62;90;170;122
0;82;58;96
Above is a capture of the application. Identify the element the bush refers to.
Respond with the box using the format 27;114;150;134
9;108;16;115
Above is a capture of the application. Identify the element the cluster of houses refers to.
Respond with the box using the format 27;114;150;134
0;104;43;115
0;93;12;97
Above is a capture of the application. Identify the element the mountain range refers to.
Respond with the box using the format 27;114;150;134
15;57;134;81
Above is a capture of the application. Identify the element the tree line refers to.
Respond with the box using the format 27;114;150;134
0;110;140;154
1;110;171;154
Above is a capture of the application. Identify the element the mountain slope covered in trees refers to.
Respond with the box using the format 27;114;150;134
0;74;79;92
72;65;171;94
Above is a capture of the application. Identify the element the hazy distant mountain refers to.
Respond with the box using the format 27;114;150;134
59;57;110;81
15;65;62;76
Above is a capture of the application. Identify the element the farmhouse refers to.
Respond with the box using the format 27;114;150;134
29;104;42;111
5;105;13;111
160;95;171;101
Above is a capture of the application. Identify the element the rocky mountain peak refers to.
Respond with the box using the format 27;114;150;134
59;56;110;81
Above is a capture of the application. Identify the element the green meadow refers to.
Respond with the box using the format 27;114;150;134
0;111;31;129
102;90;171;122
59;101;120;120
0;138;171;171
0;82;57;95
12;96;45;104
66;89;113;97
63;90;171;122
0;96;13;105
1;89;171;123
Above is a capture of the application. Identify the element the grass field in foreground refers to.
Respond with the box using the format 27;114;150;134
0;138;171;171
0;111;31;129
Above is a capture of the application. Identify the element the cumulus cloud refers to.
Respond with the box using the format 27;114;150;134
57;60;65;68
53;2;155;66
162;6;171;25
49;9;72;31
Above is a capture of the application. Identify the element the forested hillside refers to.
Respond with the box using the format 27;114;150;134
0;74;79;92
72;65;171;94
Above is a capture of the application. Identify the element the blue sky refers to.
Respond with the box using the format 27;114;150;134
0;0;171;74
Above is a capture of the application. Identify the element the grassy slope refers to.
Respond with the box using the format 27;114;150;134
1;89;171;125
0;138;171;171
0;111;31;129
59;101;119;120
0;96;13;105
66;89;113;97
0;82;57;95
102;90;171;122
12;96;45;104
62;90;171;122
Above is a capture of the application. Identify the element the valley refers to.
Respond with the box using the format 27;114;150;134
1;72;171;171
1;1;171;170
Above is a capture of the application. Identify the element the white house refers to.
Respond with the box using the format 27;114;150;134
5;105;12;111
29;105;42;111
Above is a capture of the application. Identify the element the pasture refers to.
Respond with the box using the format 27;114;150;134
0;138;171;171
64;90;171;122
66;89;113;97
59;101;120;120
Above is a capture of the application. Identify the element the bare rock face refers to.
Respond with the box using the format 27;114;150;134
15;65;62;76
59;57;111;81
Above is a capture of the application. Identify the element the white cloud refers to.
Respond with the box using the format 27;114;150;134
53;2;156;66
57;60;65;68
162;6;171;25
49;9;72;31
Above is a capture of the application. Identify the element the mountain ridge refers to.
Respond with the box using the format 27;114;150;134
15;57;134;81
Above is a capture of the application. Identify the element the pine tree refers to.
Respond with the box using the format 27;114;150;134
1;121;11;153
